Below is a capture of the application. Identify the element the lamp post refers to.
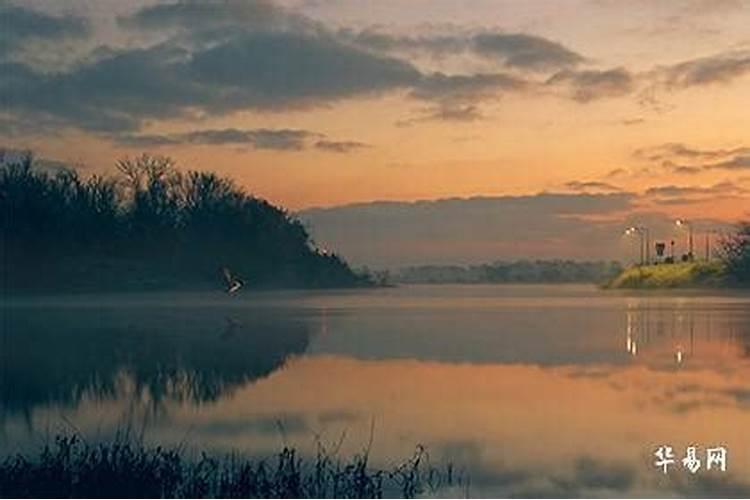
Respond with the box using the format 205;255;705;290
675;219;694;261
625;226;650;265
704;229;720;261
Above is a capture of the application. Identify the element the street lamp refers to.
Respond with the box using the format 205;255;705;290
703;229;721;261
675;219;694;261
625;226;650;265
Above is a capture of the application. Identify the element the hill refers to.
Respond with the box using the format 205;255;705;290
0;153;368;293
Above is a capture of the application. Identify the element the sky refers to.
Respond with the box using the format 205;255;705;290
2;0;750;266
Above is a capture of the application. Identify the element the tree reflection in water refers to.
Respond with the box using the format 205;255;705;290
1;304;312;419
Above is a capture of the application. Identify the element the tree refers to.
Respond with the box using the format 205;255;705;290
721;223;750;284
1;152;368;292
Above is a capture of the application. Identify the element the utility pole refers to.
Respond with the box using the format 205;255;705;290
705;233;709;261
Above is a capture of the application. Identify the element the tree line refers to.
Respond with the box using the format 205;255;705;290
0;152;368;292
395;260;624;284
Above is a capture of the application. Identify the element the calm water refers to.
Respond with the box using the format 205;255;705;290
2;285;750;497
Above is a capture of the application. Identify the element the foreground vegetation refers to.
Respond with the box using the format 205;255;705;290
606;224;750;289
0;435;461;498
0;152;369;292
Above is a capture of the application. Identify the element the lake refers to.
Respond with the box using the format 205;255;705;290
2;284;750;497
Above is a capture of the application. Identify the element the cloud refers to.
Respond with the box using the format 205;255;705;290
188;32;420;107
347;29;585;72
472;33;585;71
299;193;637;267
5;0;743;141
411;72;527;103
546;67;635;102
117;128;317;151
658;50;750;88
707;155;750;171
396;104;485;126
634;142;747;162
565;181;622;192
118;0;312;34
0;3;90;58
635;142;750;173
314;140;369;153
0;31;421;133
431;441;638;498
645;181;746;197
643;180;748;206
116;128;368;153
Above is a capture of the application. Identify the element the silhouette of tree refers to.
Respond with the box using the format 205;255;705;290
721;222;750;284
0;151;368;292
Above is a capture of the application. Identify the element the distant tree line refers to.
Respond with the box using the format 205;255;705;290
0;152;369;292
395;260;623;284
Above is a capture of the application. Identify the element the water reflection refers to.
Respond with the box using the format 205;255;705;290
2;286;750;497
620;300;750;371
1;302;312;420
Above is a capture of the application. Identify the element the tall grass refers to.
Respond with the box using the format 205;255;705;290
0;434;464;498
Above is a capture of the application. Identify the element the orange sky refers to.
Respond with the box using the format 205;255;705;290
3;1;750;220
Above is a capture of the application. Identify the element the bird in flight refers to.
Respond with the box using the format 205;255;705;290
222;267;244;294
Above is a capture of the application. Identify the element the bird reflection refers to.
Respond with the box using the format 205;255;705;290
220;317;242;341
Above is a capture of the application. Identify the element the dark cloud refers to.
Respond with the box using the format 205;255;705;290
473;33;585;71
188;32;420;107
644;180;748;206
669;163;702;175
707;155;750;171
659;50;750;88
411;72;527;103
635;143;750;174
0;45;198;132
402;72;528;124
620;117;645;126
645;181;746;197
546;67;635;102
117;128;368;153
343;29;468;56
117;128;318;151
426;103;484;122
0;31;421;133
0;3;90;58
605;168;628;179
6;0;741;141
118;0;311;34
634;142;750;162
396;104;484;126
346;29;585;72
314;140;369;153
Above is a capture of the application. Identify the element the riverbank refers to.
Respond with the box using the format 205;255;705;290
604;261;728;289
0;435;461;498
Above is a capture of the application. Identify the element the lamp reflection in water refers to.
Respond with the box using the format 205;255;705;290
623;302;707;367
626;310;638;356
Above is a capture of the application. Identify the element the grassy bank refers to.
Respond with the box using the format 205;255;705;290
0;435;462;498
604;261;727;289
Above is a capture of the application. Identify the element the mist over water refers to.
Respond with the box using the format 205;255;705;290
2;285;750;496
